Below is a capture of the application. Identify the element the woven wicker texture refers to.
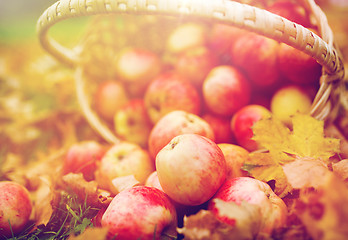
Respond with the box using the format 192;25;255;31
37;0;345;143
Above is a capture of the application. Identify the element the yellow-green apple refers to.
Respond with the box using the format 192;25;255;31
208;177;287;237
101;186;177;240
166;22;207;54
278;42;322;85
267;0;312;28
97;142;154;190
145;171;163;191
156;133;226;206
148;110;215;160
114;99;153;148
174;46;218;88
231;104;272;151
230;32;280;88
270;85;312;126
202;113;234;144
218;143;249;179
144;73;201;123
62;141;107;181
202;65;251;116
93;80;129;122
115;47;162;97
0;181;32;238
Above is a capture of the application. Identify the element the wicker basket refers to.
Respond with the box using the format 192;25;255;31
36;0;345;144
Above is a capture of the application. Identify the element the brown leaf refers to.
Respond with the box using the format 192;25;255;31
332;159;348;182
68;227;109;240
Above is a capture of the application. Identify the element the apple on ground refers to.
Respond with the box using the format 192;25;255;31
267;0;312;28
101;186;177;240
114;99;153;148
202;65;251;116
115;47;162;97
0;181;32;238
202;113;234;144
144;72;201;123
270;85;313;126
166;22;207;54
148;110;215;160
156;133;226;206
208;177;287;237
62;141;107;181
229;32;280;88
174;46;218;88
231;104;272;151
218;143;249;179
93;80;129;122
97;142;154;191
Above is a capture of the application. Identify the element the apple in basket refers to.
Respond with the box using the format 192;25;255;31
231;104;272;151
115;47;162;97
202;65;251;116
0;181;32;238
270;85;313;126
230;32;280;88
97;142;154;191
93;80;129;122
113;98;153;148
62;140;107;181
101;186;177;240
208;177;287;237
156;133;226;206
148;110;215;160
144;72;201;124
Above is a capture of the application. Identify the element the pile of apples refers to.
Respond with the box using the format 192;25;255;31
0;0;326;239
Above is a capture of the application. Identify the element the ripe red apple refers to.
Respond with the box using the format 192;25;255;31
114;99;153;148
202;65;251;116
148;110;215;160
230;32;280;88
97;142;154;190
174;46;218;87
0;181;32;238
208;177;287;237
144;72;201;123
267;0;312;28
218;143;249;179
166;22;207;54
270;85;313;126
62;141;107;181
115;47;162;97
101;186;177;240
278;42;322;85
156;134;226;206
202;113;234;144
93;80;129;122
231;104;272;151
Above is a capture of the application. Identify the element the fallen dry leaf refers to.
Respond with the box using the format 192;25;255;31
332;159;348;182
68;227;109;240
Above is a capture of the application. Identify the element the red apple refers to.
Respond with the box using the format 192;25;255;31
218;143;249;179
145;171;163;192
97;142;154;190
93;80;129;122
270;85;313;126
278;42;322;85
156;133;226;206
230;32;280;88
174;46;218;87
267;0;312;28
101;186;177;240
148;110;215;160
231;104;272;151
62;141;107;181
114;99;153;148
208;177;287;237
202;113;234;144
144;73;201;123
115;47;162;97
202;65;251;116
0;181;32;238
